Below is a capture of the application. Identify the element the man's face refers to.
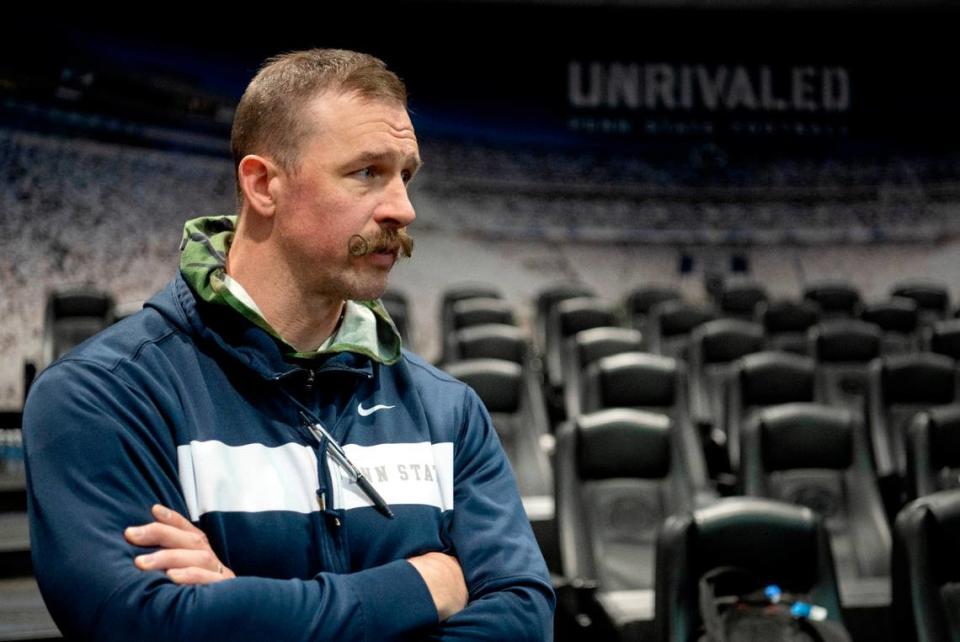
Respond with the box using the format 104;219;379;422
271;90;420;302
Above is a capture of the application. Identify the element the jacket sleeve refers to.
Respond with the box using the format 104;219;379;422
427;387;556;641
24;359;438;642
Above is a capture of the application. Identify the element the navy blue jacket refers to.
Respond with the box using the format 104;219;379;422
24;272;554;640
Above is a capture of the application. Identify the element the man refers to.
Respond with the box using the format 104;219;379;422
24;49;554;640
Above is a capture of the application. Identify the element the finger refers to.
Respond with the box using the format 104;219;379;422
151;504;204;536
166;567;230;585
125;522;210;550
136;548;219;573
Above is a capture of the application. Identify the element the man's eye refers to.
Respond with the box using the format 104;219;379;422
355;167;376;179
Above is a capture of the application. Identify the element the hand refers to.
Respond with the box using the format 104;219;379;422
125;504;235;585
407;552;468;621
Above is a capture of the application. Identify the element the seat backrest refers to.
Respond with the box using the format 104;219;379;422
928;319;960;361
891;281;950;323
803;282;862;319
868;353;959;482
444;358;552;497
907;404;960;499
655;497;845;642
451;297;515;330
583;352;680;414
742;403;892;584
810;320;882;410
381;288;412;350
544;297;616;387
451;324;528;364
438;283;502;361
534;282;595;351
563;327;644;419
718;281;768;320
42;287;115;365
760;299;821;355
647;300;717;359
725;351;817;474
893;489;960;642
624;286;681;330
689;319;766;429
556;409;694;591
860;298;920;354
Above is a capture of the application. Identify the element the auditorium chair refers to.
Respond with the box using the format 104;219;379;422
437;283;502;362
891;281;951;326
24;286;115;402
926;318;960;361
442;297;516;364
716;280;768;321
644;300;717;360
809;319;882;412
555;409;706;641
860;298;921;355
622;285;681;335
740;403;891;609
381;288;413;351
758;298;821;355
543;297;617;424
448;323;529;365
533;282;595;354
906;404;960;500
562;327;644;420
655;498;847;642
803;282;862;319
723;351;817;477
580;352;710;500
866;353;959;515
442;358;552;500
893;489;960;642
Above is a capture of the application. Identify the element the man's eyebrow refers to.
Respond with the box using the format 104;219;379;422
348;150;423;173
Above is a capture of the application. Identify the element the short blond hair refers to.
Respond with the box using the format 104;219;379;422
231;49;408;198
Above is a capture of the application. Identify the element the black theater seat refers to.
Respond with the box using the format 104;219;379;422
449;323;529;364
716;280;768;321
893;489;960;642
688;319;766;435
555;409;702;640
906;404;960;500
437;283;502;363
443;359;552;500
804;282;862;320
581;352;710;502
810;319;882;413
534;282;595;354
740;403;891;609
0;577;61;640
926;318;960;361
645;300;716;360
443;297;516;364
860;298;920;355
891;281;951;326
623;285;681;334
759;298;821;355
655;497;848;642
563;327;644;420
723;351;817;475
867;353;959;514
381;288;413;351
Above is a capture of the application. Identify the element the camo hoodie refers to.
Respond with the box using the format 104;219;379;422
179;214;402;363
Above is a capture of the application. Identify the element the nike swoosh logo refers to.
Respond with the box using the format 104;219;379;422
357;402;396;417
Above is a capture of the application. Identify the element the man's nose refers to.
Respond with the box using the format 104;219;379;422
375;176;417;228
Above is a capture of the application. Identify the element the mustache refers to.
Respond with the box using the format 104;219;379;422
348;229;414;259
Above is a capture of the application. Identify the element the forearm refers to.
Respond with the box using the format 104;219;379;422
424;579;555;642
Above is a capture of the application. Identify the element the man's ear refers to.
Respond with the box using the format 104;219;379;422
238;155;280;217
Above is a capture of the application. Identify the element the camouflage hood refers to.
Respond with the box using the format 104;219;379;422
179;215;402;364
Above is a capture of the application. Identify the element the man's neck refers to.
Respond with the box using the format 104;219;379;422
226;242;345;353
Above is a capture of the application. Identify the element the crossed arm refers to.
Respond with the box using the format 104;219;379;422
126;504;469;620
